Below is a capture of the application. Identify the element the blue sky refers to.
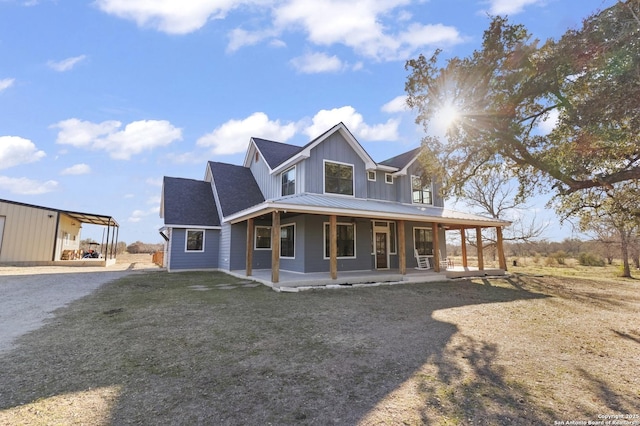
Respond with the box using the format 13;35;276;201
0;0;614;244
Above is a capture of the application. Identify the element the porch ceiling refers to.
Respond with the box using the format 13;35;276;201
63;211;119;227
225;193;510;228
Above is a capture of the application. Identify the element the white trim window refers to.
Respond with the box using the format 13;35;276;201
324;160;354;196
411;175;433;205
367;170;376;181
413;227;433;256
324;222;356;259
280;223;295;258
385;173;394;184
185;229;205;252
281;166;296;196
255;226;271;249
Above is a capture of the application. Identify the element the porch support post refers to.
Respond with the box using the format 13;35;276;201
271;211;280;284
460;228;468;268
246;218;254;277
432;222;440;273
398;220;406;275
496;226;507;271
476;226;484;271
329;215;338;280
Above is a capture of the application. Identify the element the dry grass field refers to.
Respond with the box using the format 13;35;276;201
0;266;638;425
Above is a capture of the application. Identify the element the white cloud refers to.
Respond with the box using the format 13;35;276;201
47;55;87;72
60;163;91;175
95;0;246;34
304;106;400;141
290;52;344;74
381;95;408;113
53;118;182;160
0;176;58;195
197;112;297;155
0;136;46;170
128;206;159;222
273;0;463;61
0;78;15;92
485;0;542;15
96;0;463;62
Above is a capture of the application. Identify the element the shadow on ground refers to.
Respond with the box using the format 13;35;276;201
0;272;567;424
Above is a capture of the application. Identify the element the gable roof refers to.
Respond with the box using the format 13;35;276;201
208;161;265;217
379;147;421;169
269;122;378;174
161;177;220;227
252;138;303;169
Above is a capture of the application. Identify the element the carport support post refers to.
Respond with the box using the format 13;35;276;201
398;220;406;275
460;228;468;267
329;215;338;280
246;218;254;277
476;227;484;271
496;226;507;271
271;211;280;284
432;222;440;273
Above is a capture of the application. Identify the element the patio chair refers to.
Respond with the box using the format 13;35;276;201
439;251;454;270
414;249;432;270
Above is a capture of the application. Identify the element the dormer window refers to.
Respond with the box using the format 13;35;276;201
412;175;433;205
324;161;354;196
281;166;296;196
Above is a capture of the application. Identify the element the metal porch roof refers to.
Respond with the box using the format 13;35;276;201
225;193;511;228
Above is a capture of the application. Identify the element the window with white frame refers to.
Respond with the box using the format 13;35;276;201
281;166;296;196
325;161;354;196
324;222;356;258
385;173;394;184
412;175;433;205
186;229;205;252
255;226;271;249
414;227;433;256
367;170;376;181
280;224;295;258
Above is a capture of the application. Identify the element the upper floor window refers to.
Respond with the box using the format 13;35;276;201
385;173;394;184
412;175;433;205
282;166;296;196
367;170;376;181
325;161;354;196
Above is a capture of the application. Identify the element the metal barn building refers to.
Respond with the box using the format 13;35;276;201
0;198;119;266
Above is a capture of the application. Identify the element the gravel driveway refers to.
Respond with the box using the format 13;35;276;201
0;261;158;354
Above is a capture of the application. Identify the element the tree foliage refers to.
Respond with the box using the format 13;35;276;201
405;1;640;198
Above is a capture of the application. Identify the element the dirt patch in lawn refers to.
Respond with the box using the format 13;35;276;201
0;272;638;425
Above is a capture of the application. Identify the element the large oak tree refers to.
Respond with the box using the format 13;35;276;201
405;0;640;199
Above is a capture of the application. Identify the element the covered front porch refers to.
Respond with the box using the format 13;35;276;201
227;195;511;288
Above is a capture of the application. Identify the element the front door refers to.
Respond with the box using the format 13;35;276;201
375;231;388;269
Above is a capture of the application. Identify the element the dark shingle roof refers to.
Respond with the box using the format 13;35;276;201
208;162;265;217
253;138;303;169
379;147;421;169
162;177;220;226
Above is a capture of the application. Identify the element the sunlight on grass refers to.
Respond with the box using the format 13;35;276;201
0;385;121;426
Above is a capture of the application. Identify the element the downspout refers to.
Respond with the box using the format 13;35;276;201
51;212;60;261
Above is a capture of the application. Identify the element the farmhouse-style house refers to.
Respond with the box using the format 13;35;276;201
160;123;509;287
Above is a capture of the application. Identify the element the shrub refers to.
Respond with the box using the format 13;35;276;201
578;252;605;267
550;251;568;265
